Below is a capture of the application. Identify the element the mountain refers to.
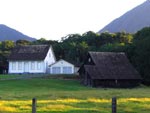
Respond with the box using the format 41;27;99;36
99;0;150;33
0;24;36;41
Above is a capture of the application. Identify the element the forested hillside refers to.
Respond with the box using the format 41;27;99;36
0;27;150;84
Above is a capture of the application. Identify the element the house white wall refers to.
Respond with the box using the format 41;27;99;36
8;46;56;74
8;61;45;73
50;59;74;74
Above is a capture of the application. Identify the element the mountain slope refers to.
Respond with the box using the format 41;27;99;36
99;0;150;33
0;24;36;41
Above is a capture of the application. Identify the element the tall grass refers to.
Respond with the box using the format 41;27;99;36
1;98;150;113
0;78;150;112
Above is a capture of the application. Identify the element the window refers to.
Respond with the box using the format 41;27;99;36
52;67;61;74
12;62;16;70
31;62;35;70
18;62;22;70
37;62;41;70
63;67;72;74
88;58;91;62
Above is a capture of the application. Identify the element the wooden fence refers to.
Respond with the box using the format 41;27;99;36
32;97;117;113
32;98;37;113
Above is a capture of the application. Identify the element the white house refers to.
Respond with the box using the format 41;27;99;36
8;45;56;74
49;59;75;74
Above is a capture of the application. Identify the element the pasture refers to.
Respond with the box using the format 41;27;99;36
0;76;150;113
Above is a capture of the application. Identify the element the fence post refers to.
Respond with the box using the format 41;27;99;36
112;97;117;113
32;98;36;113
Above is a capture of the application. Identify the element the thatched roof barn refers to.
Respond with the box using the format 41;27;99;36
78;52;141;88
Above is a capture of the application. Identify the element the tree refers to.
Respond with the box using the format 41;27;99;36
130;27;150;84
1;40;14;51
16;39;31;46
32;38;47;45
0;40;14;73
32;38;58;46
134;27;150;40
116;32;133;43
0;42;2;49
78;41;89;62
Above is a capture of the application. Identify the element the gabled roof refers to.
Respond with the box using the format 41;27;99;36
8;45;50;61
49;59;74;67
84;52;141;80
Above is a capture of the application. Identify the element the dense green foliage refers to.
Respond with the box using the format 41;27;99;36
0;27;150;84
129;27;150;84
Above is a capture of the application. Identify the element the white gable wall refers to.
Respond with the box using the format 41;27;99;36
50;59;74;74
44;46;56;73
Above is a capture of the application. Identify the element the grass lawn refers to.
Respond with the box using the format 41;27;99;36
0;74;21;79
0;77;150;113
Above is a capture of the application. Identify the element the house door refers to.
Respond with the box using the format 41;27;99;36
52;67;61;74
24;62;29;73
62;67;72;74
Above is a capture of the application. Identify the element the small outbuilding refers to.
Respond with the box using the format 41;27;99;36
49;59;75;74
78;52;142;88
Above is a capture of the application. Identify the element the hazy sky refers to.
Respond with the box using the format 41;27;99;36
0;0;146;40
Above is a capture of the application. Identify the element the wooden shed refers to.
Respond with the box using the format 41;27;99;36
78;52;142;88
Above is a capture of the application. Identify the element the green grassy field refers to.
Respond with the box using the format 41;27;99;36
0;74;21;79
0;77;150;113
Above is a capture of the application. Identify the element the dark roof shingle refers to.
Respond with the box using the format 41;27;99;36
8;45;50;61
84;52;141;80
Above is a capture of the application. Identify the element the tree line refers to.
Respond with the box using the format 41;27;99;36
0;27;150;85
